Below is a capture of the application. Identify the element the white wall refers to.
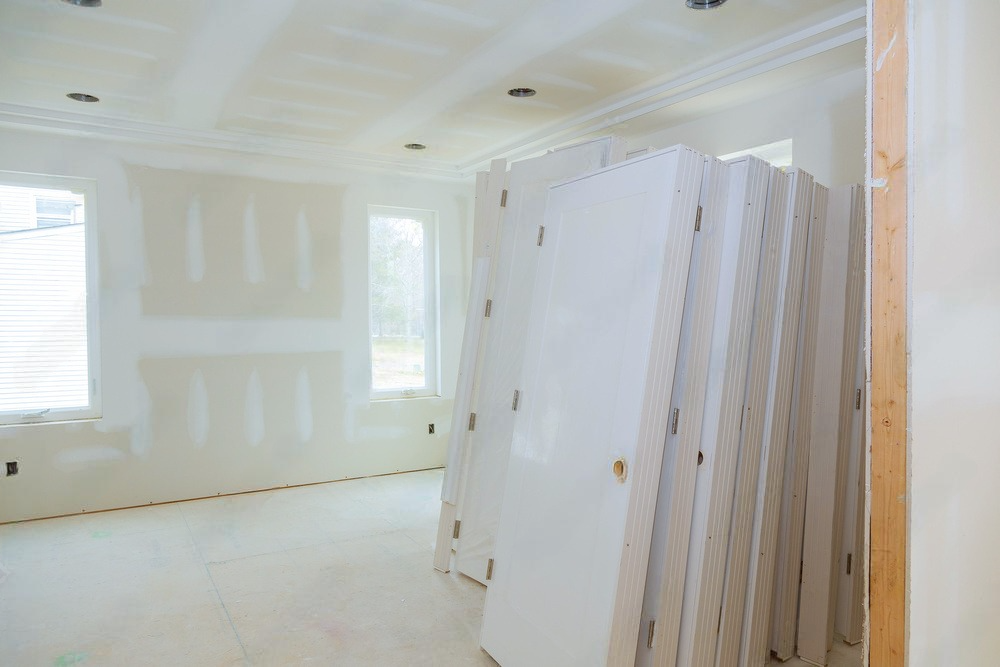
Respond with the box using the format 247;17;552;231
909;0;1000;663
624;67;866;188
0;128;474;522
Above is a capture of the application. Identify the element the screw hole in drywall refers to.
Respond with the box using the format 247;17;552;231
5;461;17;476
698;451;704;466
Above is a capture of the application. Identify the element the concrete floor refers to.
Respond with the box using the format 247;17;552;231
0;469;862;666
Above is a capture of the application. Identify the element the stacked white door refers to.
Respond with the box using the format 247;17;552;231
769;184;831;660
796;185;865;665
480;146;705;667
715;169;794;667
637;155;771;667
435;138;623;575
454;138;622;584
674;157;772;667
738;171;815;667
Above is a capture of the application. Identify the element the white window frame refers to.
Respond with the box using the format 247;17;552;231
0;171;101;426
368;205;439;401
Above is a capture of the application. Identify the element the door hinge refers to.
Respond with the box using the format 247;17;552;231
856;389;862;410
484;299;493;318
500;189;508;207
846;553;853;575
695;205;704;231
671;408;680;435
511;390;520;412
468;412;477;431
453;520;461;540
536;225;545;246
647;620;656;649
486;558;495;581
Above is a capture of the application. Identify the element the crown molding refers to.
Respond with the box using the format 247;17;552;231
0;103;467;180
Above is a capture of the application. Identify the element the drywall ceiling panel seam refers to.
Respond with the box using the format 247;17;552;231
714;168;792;667
433;256;491;572
347;0;648;150
635;155;730;667
452;138;620;585
769;183;831;660
738;170;816;667
675;157;772;667
794;185;858;665
480;145;704;666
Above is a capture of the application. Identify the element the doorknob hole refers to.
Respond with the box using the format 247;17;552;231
613;458;627;483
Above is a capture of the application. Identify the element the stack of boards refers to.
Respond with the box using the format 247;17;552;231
434;139;866;667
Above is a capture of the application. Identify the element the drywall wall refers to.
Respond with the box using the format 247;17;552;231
0;128;473;523
622;67;865;188
908;0;1000;663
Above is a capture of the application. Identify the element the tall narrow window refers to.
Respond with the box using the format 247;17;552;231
369;206;438;399
0;173;100;424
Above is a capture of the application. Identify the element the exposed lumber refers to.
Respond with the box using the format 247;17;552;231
870;0;908;663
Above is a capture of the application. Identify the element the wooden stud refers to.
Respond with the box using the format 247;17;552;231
870;0;908;663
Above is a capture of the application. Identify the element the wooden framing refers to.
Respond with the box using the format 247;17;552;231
869;0;908;663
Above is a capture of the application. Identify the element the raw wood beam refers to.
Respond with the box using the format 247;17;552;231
869;0;908;664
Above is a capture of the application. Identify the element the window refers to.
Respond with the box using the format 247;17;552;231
369;205;438;399
0;173;100;424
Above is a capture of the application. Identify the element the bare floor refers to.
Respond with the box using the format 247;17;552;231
0;469;861;666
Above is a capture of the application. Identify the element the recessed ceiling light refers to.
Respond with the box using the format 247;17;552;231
686;0;728;9
67;92;100;103
62;0;103;7
404;143;427;150
507;88;537;98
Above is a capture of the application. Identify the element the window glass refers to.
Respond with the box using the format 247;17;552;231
0;176;99;423
369;206;437;399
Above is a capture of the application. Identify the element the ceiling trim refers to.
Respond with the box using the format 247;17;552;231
0;103;464;179
0;7;866;179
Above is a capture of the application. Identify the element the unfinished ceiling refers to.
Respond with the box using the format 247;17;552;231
0;0;865;176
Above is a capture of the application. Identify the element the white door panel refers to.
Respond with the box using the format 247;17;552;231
480;146;704;667
455;137;622;584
